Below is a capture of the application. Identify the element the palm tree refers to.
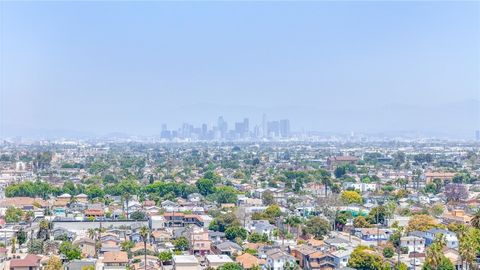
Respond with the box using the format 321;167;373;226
425;234;447;269
38;219;50;240
459;228;479;270
395;178;408;190
471;209;480;229
321;177;331;198
122;193;132;218
87;228;96;239
69;195;78;206
11;237;16;254
139;226;149;270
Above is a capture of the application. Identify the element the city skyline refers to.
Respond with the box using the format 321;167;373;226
1;1;479;139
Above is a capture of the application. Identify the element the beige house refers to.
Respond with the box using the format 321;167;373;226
102;251;128;270
55;193;72;206
187;227;211;255
74;238;96;258
173;255;200;270
76;194;89;203
205;255;233;269
424;172;456;184
442;209;472;225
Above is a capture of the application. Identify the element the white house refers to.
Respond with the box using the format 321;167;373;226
265;249;296;270
173;255;200;270
425;229;459;249
205;255;233;269
400;236;425;254
150;215;165;230
343;182;377;193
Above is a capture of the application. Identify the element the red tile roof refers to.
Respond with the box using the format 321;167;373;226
10;255;41;267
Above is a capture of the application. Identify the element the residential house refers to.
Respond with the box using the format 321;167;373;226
9;254;41;270
84;209;105;219
214;241;242;256
343;182;377;193
161;200;178;208
187;193;203;203
424;229;458;249
331;250;352;268
354;228;392;242
150;215;165;230
64;259;97;270
131;242;156;256
424;172;456;184
52;227;76;241
205;255;233;269
164;213;204;227
400;236;425;254
130;255;159;270
75;194;89;203
327;156;358;169
151;230;171;245
386;215;411;227
290;245;336;270
56;193;72;206
102;251;128;270
249;220;276;238
74;238;96;258
442;209;472;225
173;255;200;270
0;197;46;215
265;248;296;270
187;227;211;255
209;231;225;244
235;253;265;269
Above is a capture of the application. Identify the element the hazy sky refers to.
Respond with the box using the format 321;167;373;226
1;1;479;136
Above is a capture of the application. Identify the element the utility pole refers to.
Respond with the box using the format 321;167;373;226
376;207;380;247
413;238;416;270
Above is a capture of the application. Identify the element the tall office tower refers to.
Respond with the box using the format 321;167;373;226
181;123;193;138
235;122;244;135
262;114;267;137
217;116;228;139
279;119;290;138
161;124;171;139
243;118;249;133
253;125;260;138
268;121;280;137
201;123;208;138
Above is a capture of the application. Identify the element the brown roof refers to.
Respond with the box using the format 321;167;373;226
0;197;46;207
131;243;155;253
236;253;265;269
185;214;202;221
333;156;358;162
103;251;128;263
292;245;315;256
164;213;185;217
425;172;456;178
309;251;327;259
143;200;156;207
152;230;171;238
10;255;41;267
306;238;324;247
84;209;105;215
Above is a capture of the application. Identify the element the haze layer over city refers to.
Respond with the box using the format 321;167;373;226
0;2;480;270
1;1;479;141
